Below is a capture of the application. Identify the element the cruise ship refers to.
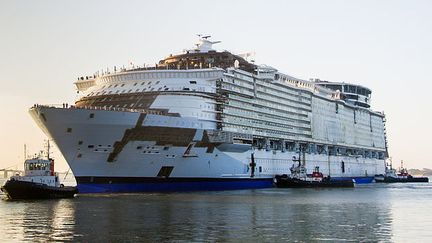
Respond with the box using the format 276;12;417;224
30;36;388;193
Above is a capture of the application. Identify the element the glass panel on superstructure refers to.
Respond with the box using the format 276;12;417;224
218;69;312;141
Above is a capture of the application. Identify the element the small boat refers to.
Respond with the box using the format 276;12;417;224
374;160;429;183
1;142;78;200
274;163;354;188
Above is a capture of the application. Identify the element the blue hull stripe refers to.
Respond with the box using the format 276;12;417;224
332;176;375;184
77;179;273;193
75;176;375;193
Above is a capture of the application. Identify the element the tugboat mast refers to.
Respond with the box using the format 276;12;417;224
46;140;51;160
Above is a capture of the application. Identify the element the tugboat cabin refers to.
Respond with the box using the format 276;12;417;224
24;159;54;176
7;157;60;187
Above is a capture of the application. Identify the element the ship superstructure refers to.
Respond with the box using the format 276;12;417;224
30;37;387;193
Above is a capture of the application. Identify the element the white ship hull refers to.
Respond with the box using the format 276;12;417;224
30;106;384;193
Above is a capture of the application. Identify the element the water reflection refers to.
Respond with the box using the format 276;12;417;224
69;188;393;242
0;198;76;242
2;184;432;242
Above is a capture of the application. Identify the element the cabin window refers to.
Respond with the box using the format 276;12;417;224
121;84;125;87
77;153;82;158
88;145;94;148
259;166;262;173
133;83;137;86
336;103;339;113
341;161;345;173
89;113;95;118
183;87;190;91
66;128;72;133
136;146;142;149
189;81;197;84
78;141;83;145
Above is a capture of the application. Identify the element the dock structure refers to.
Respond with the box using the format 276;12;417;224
0;169;23;178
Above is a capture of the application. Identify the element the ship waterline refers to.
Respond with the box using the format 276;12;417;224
29;37;387;192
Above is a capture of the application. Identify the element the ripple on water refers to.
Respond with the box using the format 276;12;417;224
0;183;431;241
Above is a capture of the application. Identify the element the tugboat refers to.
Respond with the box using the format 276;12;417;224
1;141;78;200
274;150;354;188
374;160;429;183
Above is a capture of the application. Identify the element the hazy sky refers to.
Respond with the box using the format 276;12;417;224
1;0;431;171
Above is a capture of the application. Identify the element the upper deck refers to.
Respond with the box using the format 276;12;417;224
74;36;376;111
313;79;372;108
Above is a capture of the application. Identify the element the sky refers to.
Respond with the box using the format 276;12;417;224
0;0;431;171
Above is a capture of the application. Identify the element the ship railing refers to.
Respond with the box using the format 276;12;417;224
32;103;164;114
78;64;225;81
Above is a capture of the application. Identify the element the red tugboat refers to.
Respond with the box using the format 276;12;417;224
1;141;78;200
274;150;354;188
375;160;429;183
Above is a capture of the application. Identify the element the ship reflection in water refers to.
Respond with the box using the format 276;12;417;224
0;182;431;242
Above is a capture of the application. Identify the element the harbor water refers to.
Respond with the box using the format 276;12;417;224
0;178;431;242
